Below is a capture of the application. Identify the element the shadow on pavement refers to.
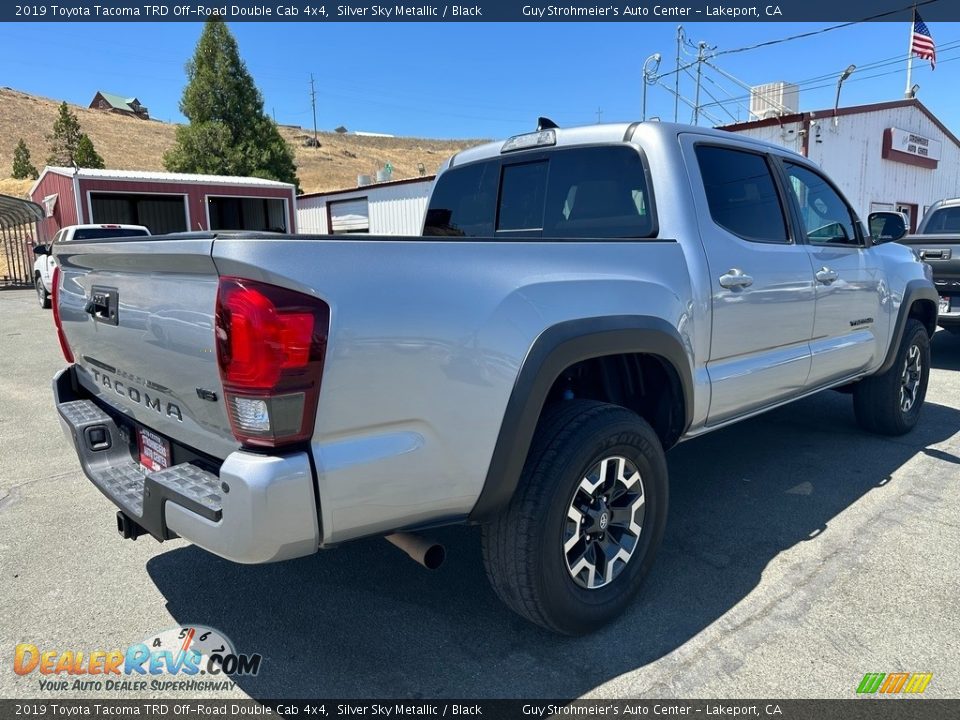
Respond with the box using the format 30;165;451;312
930;329;960;371
147;350;960;699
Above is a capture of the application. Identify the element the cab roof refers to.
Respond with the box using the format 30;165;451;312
449;120;806;168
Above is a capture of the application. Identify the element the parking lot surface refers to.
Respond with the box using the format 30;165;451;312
1;287;958;700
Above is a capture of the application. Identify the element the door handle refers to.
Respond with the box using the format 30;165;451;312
718;269;754;289
815;267;839;285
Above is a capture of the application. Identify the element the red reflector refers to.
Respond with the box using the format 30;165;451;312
51;266;74;363
216;277;329;448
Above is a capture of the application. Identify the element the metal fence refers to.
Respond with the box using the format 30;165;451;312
0;194;45;287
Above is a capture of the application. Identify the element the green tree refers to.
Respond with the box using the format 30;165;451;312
74;134;105;169
11;139;39;179
47;101;84;166
165;18;299;190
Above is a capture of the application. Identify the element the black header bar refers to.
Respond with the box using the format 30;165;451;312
4;0;960;22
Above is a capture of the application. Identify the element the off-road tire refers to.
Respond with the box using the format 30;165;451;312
481;400;668;635
853;318;930;436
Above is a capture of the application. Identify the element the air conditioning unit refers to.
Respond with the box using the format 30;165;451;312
750;82;799;119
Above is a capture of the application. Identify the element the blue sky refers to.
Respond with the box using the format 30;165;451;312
0;21;957;138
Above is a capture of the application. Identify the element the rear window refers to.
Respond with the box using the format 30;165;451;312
423;161;498;237
423;145;655;239
923;206;960;233
68;228;150;241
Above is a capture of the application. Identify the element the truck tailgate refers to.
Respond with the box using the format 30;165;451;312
55;237;237;460
899;235;960;286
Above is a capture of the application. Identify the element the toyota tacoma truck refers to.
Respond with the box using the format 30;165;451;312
33;224;149;308
51;121;938;635
896;198;960;333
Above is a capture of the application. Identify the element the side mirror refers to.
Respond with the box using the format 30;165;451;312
868;211;907;244
32;244;50;256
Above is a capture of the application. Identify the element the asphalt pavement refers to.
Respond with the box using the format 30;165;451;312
1;287;958;700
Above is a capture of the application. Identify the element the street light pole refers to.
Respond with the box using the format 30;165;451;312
833;64;856;127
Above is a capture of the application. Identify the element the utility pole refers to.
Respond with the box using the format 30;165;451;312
309;74;318;149
693;41;707;125
596;107;603;123
674;25;683;122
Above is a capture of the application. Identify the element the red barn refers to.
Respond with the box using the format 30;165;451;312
30;167;298;238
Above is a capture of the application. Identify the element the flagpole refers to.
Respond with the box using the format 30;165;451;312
905;6;915;98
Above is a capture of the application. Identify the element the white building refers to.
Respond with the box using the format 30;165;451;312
297;177;434;235
721;99;960;232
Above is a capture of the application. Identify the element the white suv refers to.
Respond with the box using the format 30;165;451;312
33;224;149;308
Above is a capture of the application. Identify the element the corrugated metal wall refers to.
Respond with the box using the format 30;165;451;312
31;172;80;239
297;179;433;235
728;105;960;223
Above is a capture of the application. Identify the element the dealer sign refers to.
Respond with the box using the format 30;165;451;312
883;127;942;168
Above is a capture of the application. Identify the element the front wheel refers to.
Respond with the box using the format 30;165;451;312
853;318;930;435
481;400;668;635
36;278;50;309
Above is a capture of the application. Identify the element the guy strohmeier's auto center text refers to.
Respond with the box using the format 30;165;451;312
13;2;786;19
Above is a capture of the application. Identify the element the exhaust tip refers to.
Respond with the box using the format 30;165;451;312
385;532;446;570
422;543;446;570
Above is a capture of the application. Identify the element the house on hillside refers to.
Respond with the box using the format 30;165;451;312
89;91;149;119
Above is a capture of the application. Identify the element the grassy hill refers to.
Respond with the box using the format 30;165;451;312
0;87;482;198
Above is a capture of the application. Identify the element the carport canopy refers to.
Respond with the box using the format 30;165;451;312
0;193;44;230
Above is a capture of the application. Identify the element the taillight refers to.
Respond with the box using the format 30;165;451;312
50;266;74;363
215;277;330;448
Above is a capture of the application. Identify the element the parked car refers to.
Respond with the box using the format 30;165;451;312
50;121;937;634
33;224;149;308
896;198;960;333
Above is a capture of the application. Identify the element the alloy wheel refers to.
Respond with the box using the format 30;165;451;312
563;456;645;590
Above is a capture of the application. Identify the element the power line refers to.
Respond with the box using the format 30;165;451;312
713;0;940;57
695;43;960;113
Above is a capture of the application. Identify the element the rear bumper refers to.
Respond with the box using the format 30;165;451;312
53;367;320;564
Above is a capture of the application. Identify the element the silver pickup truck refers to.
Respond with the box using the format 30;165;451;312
51;121;938;635
897;197;960;333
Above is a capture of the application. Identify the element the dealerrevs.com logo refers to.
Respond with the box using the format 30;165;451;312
14;626;262;692
856;672;934;695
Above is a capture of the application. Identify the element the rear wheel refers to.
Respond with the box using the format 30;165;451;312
481;400;668;635
36;276;50;309
853;319;930;435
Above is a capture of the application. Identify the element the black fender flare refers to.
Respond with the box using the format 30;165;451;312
875;280;939;375
468;315;693;522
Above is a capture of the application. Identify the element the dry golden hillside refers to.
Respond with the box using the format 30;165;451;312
0;87;482;197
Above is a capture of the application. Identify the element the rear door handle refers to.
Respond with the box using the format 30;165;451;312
719;269;754;289
816;267;839;285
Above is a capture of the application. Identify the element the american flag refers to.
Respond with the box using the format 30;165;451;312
911;12;936;70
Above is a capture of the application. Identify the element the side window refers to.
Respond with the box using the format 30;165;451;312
423;161;498;237
543;146;654;238
497;161;547;232
783;163;859;246
924;206;960;233
51;230;64;245
696;146;788;243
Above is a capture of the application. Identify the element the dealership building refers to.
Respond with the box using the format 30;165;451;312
722;98;960;232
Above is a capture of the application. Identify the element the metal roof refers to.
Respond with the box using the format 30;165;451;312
96;91;136;111
719;98;960;150
35;166;296;190
0;193;43;229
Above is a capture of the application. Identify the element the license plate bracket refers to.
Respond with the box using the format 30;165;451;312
137;427;171;473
